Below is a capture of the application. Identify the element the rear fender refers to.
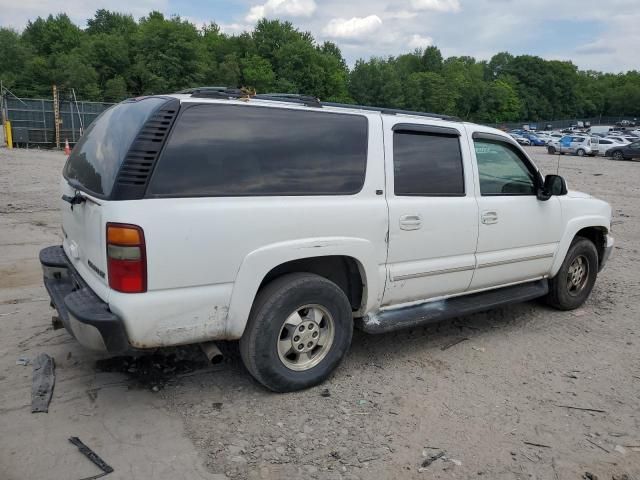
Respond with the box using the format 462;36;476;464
225;237;380;339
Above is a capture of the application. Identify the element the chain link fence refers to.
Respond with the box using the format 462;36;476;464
1;96;114;147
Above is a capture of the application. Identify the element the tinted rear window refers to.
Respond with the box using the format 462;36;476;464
63;97;167;196
148;104;368;196
393;131;465;196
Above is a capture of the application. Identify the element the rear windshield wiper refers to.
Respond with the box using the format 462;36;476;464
62;192;86;210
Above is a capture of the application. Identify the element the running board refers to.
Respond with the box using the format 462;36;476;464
359;280;549;334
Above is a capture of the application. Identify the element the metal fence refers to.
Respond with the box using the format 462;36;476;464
2;96;114;147
490;115;639;131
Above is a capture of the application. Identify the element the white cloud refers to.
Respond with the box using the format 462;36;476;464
246;0;317;23
322;15;382;40
410;0;461;12
408;34;433;49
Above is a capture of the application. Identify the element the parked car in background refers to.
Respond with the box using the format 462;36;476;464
547;135;599;156
605;141;640;161
522;132;547;146
511;133;531;146
595;138;628;156
534;133;553;144
606;136;632;145
590;126;614;136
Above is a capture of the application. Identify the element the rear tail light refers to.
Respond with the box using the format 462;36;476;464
106;223;147;293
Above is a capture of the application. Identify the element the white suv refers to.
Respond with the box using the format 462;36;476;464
41;89;614;392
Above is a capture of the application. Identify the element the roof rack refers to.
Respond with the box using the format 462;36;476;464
175;87;456;121
321;102;459;121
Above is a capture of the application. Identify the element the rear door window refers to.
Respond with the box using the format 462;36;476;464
63;97;168;197
148;104;368;196
392;131;465;196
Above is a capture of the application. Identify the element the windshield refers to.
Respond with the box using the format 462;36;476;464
63;97;168;197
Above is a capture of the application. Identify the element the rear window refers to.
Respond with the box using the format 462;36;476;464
148;104;368;196
63;97;167;196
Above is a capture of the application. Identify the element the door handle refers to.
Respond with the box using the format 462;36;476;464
481;211;498;225
400;214;422;231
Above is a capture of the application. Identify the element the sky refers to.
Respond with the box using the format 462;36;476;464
0;0;638;72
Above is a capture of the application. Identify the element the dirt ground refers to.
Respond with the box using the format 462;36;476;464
0;146;638;480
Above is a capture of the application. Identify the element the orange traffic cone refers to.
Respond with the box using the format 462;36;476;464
64;139;71;156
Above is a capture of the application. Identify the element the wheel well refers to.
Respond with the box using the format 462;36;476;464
259;256;364;312
576;227;607;265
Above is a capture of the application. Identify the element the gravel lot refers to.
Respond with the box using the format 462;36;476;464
0;146;638;480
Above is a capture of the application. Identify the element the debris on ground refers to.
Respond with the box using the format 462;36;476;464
95;346;209;391
440;337;468;351
320;388;331;397
555;404;607;413
614;445;627;454
419;451;445;469
31;353;55;413
583;472;598;480
16;355;30;366
69;436;114;479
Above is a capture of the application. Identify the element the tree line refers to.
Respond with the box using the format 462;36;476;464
1;10;639;123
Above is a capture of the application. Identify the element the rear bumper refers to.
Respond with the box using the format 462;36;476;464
40;246;130;353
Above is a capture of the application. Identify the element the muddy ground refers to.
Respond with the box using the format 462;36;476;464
0;146;638;480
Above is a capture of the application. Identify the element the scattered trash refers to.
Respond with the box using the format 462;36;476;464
357;399;367;405
211;402;223;411
440;337;468;351
69;436;113;479
420;451;445;469
593;173;603;176
320;388;331;398
16;356;30;366
523;441;551;449
31;353;55;413
583;472;598;480
586;437;610;453
614;445;627;455
0;310;20;317
471;346;485;352
95;347;208;391
555;404;606;413
450;459;462;466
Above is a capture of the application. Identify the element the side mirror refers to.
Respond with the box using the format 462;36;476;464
537;174;568;201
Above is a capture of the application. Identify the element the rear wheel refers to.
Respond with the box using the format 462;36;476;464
547;146;556;154
577;148;586;157
613;150;624;161
239;273;353;392
545;237;598;310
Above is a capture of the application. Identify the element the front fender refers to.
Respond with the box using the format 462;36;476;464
550;215;609;277
225;237;381;339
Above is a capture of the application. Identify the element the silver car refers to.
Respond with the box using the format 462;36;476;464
547;135;599;156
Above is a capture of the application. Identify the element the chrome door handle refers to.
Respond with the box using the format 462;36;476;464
400;214;422;231
481;211;498;225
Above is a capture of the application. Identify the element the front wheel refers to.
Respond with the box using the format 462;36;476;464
545;237;598;310
547;146;556;154
239;273;353;392
613;150;624;161
576;149;586;157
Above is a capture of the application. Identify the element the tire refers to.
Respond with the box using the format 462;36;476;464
613;150;624;161
560;152;566;155
547;146;556;154
577;149;586;157
239;273;353;392
545;237;598;311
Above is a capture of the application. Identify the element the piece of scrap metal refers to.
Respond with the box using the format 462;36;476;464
31;353;55;413
69;437;114;480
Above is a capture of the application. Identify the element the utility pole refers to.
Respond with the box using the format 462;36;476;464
53;84;61;149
